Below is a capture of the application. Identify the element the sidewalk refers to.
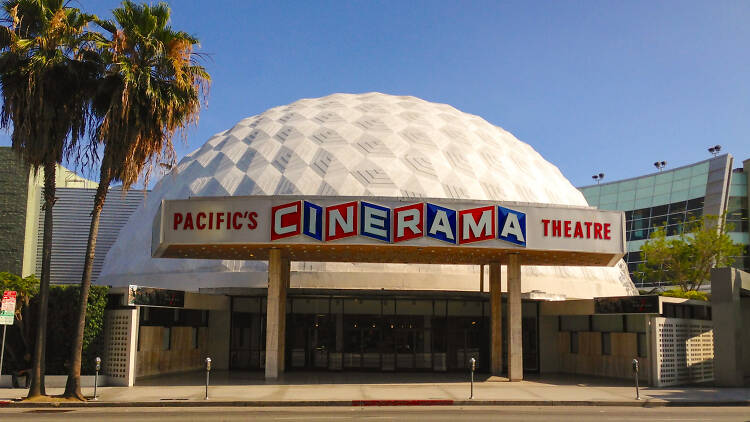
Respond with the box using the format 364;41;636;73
1;371;748;407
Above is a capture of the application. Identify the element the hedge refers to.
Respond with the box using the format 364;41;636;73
31;285;109;375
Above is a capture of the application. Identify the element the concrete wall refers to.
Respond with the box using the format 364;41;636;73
711;267;749;386
538;315;559;373
208;310;231;370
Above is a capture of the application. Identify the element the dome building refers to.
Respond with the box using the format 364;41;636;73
98;93;637;383
101;92;636;298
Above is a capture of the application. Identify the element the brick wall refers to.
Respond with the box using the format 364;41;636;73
0;147;29;275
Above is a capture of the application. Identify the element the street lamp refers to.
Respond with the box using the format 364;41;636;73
592;173;605;184
708;145;721;156
654;161;667;172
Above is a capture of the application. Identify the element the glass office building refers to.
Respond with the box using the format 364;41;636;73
579;154;750;289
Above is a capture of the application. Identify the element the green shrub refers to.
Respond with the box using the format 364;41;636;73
660;288;709;301
32;285;109;375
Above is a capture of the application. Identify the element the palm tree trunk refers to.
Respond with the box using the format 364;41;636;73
27;162;55;398
63;167;111;400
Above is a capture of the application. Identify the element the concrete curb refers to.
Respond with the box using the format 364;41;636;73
0;399;749;408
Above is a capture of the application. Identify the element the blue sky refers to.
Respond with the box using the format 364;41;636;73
3;0;749;187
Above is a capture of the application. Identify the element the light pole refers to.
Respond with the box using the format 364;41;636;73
592;173;605;184
708;145;721;156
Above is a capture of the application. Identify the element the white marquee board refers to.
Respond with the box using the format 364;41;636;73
152;196;625;265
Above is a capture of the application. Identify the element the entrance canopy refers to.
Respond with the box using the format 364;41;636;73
152;195;625;267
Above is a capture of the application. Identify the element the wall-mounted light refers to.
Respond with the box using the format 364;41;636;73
654;161;667;172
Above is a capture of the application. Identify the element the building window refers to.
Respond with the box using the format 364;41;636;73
637;332;647;358
192;327;199;349
162;327;171;351
570;332;579;354
601;332;611;355
141;307;150;323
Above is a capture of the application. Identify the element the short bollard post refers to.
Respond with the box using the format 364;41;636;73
469;357;476;399
94;357;101;401
205;357;212;400
632;358;640;400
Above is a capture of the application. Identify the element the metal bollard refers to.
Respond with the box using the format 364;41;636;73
632;358;640;400
205;357;212;400
469;357;476;399
94;357;101;401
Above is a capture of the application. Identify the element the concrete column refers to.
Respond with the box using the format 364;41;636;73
279;255;290;372
711;267;746;386
489;262;503;376
507;253;523;381
479;264;485;293
265;249;289;379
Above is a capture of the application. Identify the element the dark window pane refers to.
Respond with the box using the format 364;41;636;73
625;211;633;221
651;215;667;228
637;333;647;357
666;224;681;236
626;251;642;262
668;213;685;225
727;219;748;233
652;205;669;216
632;218;650;230
626;220;632;232
601;332;612;355
630;230;646;241
632;208;650;220
669;201;686;213
726;197;747;216
686;208;703;220
687;197;704;210
570;332;579;354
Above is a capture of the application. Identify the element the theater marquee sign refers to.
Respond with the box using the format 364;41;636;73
152;196;625;266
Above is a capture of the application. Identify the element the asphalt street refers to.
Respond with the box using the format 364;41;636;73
1;406;749;421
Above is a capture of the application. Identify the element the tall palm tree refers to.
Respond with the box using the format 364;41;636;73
0;0;96;398
63;1;209;400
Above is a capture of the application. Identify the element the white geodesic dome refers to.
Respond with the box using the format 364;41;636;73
99;92;637;298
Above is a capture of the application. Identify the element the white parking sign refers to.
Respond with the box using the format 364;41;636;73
0;291;16;325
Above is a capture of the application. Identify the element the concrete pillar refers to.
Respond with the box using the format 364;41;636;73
279;254;290;372
265;249;289;379
489;262;503;376
479;264;485;293
711;267;747;386
508;253;523;381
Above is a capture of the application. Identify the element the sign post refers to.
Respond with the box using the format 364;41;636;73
0;291;17;379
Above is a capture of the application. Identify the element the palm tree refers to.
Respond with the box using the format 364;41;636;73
63;1;209;400
0;0;96;398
